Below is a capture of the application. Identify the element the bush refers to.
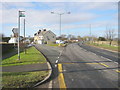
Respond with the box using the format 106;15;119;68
98;37;106;41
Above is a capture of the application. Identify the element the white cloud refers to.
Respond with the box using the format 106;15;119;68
1;2;118;37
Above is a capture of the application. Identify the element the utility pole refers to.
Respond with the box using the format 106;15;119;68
89;24;91;41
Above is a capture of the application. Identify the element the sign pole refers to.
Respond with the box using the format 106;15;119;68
24;19;26;54
18;11;20;60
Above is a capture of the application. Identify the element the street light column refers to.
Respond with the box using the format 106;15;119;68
60;14;61;37
59;14;62;46
51;11;70;46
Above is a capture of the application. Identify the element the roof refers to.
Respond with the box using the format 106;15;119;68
37;30;56;36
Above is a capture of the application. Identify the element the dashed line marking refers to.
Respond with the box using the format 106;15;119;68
58;64;67;89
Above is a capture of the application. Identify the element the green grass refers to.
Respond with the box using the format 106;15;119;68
47;44;59;46
2;71;49;88
2;47;46;66
87;43;119;52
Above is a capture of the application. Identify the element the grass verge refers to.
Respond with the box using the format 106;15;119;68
2;47;46;66
2;71;49;88
87;43;119;52
2;46;49;88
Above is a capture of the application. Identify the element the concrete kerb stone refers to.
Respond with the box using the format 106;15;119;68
33;46;53;88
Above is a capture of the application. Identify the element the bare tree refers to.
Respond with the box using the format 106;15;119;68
105;29;116;45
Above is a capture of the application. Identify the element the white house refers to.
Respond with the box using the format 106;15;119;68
34;29;56;44
8;37;17;43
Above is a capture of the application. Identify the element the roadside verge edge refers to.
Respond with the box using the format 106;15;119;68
32;45;52;88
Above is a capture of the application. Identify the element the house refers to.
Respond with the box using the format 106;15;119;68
8;28;24;43
34;29;56;44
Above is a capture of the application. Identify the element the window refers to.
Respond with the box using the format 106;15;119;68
47;36;50;40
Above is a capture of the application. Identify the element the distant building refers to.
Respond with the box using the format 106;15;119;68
34;29;56;44
8;37;17;43
8;28;24;43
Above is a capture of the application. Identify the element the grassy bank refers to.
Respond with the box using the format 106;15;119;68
87;42;119;52
2;47;46;66
2;71;48;88
2;46;49;88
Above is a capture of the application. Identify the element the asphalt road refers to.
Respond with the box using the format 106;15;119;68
34;43;119;89
78;43;119;62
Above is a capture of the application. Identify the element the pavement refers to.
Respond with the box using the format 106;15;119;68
2;63;49;72
34;43;119;89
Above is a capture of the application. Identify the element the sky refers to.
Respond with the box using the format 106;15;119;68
1;0;119;38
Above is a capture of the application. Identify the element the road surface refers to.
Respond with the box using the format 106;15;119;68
34;43;119;89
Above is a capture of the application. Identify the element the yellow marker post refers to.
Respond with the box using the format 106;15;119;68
58;64;67;89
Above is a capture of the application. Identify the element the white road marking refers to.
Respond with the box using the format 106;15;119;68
72;79;74;81
63;69;66;72
100;56;110;61
48;80;52;88
100;55;118;64
55;64;57;67
56;60;59;63
114;62;118;64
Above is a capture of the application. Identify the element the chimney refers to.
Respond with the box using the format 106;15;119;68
43;29;46;31
39;30;41;32
34;33;37;36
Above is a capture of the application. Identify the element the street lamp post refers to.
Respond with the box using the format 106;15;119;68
51;12;70;46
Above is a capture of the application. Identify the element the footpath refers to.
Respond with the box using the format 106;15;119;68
2;63;49;72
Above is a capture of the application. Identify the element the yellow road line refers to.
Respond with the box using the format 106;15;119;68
61;62;99;64
58;64;67;89
99;63;109;67
61;63;74;64
116;70;120;73
86;63;99;64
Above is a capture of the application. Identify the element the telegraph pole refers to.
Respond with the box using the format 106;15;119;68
89;24;91;41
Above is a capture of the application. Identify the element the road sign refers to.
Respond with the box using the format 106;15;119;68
12;28;18;34
19;11;25;17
